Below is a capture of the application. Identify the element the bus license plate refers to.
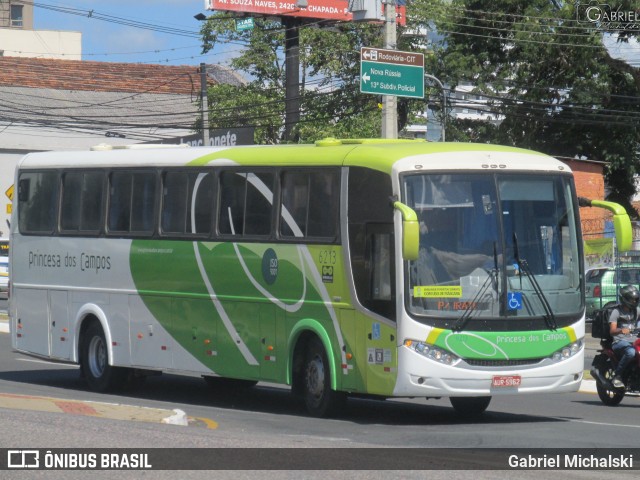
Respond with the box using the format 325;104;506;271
492;375;521;387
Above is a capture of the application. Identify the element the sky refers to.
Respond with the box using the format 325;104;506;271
33;0;223;66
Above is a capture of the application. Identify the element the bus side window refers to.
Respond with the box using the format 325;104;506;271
130;172;157;234
108;172;132;232
161;171;189;234
18;172;59;234
60;171;104;233
244;172;273;236
219;171;246;235
280;169;339;240
161;171;214;236
108;171;156;235
219;171;273;237
192;172;214;235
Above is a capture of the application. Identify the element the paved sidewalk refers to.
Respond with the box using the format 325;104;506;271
0;392;193;426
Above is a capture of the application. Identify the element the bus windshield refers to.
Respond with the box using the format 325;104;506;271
404;172;581;324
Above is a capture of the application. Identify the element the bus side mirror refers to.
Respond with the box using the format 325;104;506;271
580;198;632;252
393;201;419;261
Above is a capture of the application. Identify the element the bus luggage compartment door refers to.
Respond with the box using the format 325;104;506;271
14;288;50;357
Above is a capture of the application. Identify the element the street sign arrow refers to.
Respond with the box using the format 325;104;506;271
362;72;371;83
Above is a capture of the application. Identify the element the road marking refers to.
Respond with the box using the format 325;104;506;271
553;418;640;429
191;416;219;429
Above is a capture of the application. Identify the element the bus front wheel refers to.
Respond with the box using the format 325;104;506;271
302;337;345;417
449;396;491;416
80;321;125;392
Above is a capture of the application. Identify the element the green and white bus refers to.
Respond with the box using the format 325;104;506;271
9;139;631;416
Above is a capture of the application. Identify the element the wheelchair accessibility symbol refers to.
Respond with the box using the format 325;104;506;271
508;292;523;310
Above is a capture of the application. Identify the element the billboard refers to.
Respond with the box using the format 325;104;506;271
204;0;406;25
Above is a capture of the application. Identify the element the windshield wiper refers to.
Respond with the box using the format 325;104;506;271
453;242;500;332
513;233;557;331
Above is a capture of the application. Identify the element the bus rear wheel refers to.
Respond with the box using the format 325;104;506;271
302;337;345;417
449;396;492;416
80;321;126;392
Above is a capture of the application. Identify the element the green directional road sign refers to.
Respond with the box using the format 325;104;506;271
360;47;424;99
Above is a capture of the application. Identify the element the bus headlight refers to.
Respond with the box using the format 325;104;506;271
550;339;583;362
404;339;460;366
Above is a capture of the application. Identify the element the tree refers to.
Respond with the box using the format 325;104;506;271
409;0;640;215
199;15;385;143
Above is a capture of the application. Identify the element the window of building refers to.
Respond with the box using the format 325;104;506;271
10;5;23;27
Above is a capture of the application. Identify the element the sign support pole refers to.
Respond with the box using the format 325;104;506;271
200;63;210;146
284;17;301;143
381;1;397;139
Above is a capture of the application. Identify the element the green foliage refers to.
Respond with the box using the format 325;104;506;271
197;4;640;213
408;0;640;216
199;15;383;143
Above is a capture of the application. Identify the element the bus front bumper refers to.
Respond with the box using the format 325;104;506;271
393;346;584;397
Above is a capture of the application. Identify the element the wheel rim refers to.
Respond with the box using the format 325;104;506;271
306;354;326;404
598;363;624;399
88;335;106;379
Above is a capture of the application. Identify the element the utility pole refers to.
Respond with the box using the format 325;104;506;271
200;63;210;146
283;17;301;143
381;0;397;139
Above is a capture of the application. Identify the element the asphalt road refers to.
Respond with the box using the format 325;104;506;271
1;323;638;479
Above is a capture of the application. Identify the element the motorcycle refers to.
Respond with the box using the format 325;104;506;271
590;329;640;406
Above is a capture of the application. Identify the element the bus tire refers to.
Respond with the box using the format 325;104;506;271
302;337;346;417
80;321;125;392
449;396;491;416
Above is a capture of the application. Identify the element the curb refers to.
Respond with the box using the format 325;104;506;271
0;393;212;428
579;379;597;394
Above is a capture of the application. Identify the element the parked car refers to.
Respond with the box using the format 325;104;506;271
0;238;8;298
585;265;640;320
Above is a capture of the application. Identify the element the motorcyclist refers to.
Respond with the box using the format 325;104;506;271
608;284;640;388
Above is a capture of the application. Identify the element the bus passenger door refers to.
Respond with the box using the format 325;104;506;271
14;289;50;357
49;290;71;360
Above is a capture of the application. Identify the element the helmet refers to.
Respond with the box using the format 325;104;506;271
619;284;640;309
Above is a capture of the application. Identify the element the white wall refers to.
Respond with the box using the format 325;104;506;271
0;29;81;59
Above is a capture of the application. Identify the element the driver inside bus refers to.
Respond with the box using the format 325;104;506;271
418;209;496;282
